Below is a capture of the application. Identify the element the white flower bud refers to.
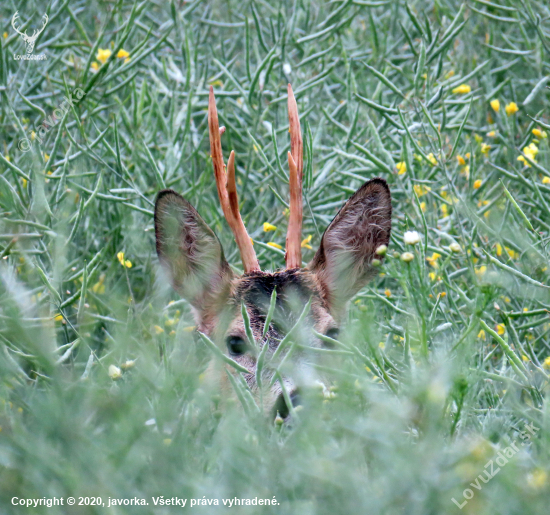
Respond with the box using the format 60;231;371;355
108;365;122;380
375;244;387;256
404;231;421;245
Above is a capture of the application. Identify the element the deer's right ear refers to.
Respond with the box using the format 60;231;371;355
154;190;233;310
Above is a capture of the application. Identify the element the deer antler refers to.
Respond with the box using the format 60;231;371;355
285;84;304;269
11;12;27;38
208;87;260;273
32;14;49;39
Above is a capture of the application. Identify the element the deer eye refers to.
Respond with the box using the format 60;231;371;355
325;328;340;341
226;336;247;356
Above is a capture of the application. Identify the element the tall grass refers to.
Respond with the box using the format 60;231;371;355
1;0;550;513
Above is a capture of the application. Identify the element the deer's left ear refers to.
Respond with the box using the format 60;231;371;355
308;177;392;310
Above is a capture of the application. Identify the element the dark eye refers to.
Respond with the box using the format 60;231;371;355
226;336;247;356
325;328;340;341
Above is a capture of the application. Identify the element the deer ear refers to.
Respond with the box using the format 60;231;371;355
308;178;392;310
154;190;233;310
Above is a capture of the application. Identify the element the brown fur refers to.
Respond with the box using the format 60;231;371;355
155;178;392;416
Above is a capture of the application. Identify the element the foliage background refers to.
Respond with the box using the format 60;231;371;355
1;0;550;513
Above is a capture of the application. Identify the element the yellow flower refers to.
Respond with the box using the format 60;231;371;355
526;143;539;158
301;235;312;249
474;133;483;143
445;70;455;79
91;62;99;71
522;354;529;362
263;222;277;232
414;184;431;197
532;128;547;139
490;99;500;112
496;324;505;335
117;251;133;268
91;274;105;294
429;272;436;281
496;243;503;257
473;179;482;189
427;153;437;166
154;325;164;334
505;102;519;116
2;32;7;39
461;165;470;179
426;252;441;268
267;242;282;250
478;330;486;340
96;48;111;64
54;314;63;322
384;289;391;298
396;161;407;175
475;266;487;276
505;247;518;259
542;177;550;185
543;356;550;369
517;156;529;167
481;143;491;154
457;155;466;166
527;469;548;490
452;84;471;95
44;153;50;161
420;202;426;212
518;143;539;167
487;131;496;138
116;49;130;59
22;178;27;188
441;204;448;217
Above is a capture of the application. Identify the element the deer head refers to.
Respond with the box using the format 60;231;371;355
154;85;392;420
11;11;48;55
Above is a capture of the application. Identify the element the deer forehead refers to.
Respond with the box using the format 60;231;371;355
214;269;335;337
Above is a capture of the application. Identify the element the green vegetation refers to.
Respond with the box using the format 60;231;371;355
1;0;550;513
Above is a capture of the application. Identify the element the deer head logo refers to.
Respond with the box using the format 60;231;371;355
11;11;48;55
155;85;392;421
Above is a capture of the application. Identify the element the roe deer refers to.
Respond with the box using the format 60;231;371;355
154;85;392;420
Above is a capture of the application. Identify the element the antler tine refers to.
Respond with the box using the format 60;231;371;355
208;87;260;273
11;12;26;37
285;84;304;269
